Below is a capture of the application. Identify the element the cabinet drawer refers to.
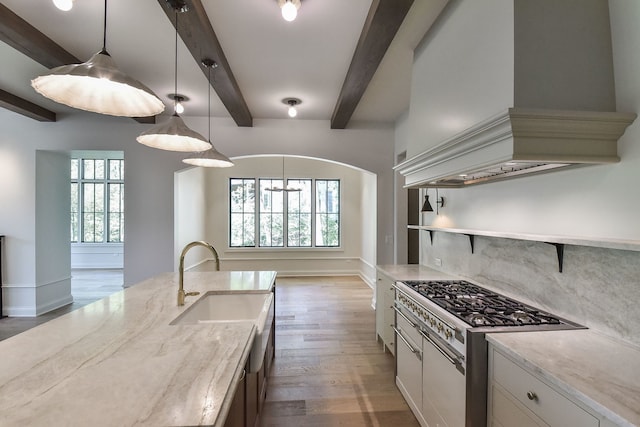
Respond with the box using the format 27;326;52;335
397;310;422;347
492;383;547;427
492;349;599;427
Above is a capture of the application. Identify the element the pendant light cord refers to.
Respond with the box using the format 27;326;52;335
208;64;211;142
174;10;179;115
102;0;107;53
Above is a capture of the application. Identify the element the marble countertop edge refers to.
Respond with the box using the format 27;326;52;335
487;330;640;427
213;325;256;427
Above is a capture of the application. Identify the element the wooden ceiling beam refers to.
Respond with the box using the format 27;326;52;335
158;0;253;127
0;3;79;68
0;88;56;122
331;0;414;129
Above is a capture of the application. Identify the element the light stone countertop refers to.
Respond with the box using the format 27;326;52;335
376;264;458;281
487;329;640;427
0;270;277;427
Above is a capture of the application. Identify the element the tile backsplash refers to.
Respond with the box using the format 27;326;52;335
421;232;640;347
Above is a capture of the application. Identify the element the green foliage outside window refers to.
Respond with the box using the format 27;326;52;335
229;177;339;248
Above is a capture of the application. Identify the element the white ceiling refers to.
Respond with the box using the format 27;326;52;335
0;0;446;124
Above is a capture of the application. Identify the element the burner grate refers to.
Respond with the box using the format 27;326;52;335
402;280;563;327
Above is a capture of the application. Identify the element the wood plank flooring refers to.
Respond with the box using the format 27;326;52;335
262;276;419;427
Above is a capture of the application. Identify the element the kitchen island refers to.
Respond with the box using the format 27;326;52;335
0;270;276;427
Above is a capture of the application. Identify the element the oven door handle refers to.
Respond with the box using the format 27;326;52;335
391;305;417;329
392;325;422;361
420;329;457;365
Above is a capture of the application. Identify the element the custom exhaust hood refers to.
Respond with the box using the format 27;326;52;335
395;107;636;188
395;0;637;189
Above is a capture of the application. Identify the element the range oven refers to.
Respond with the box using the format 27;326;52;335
393;279;583;427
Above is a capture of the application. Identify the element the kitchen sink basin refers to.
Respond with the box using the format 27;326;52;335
170;292;274;372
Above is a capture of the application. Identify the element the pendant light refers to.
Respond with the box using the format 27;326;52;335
183;60;234;168
266;157;301;192
32;0;164;117
136;5;210;152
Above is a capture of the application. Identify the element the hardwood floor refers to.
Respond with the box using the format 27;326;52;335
262;276;419;427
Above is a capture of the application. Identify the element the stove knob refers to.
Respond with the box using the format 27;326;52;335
437;323;443;332
445;329;452;339
430;319;436;327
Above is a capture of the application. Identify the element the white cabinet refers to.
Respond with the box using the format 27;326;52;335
376;270;396;355
488;344;603;427
395;314;423;417
422;334;465;427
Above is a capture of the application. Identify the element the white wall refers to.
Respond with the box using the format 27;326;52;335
197;155;376;280
0;110;195;314
34;151;72;316
71;244;123;269
360;170;377;283
174;166;208;271
394;111;410;264
1;108;393;315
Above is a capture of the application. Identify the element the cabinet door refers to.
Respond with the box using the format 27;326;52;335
383;284;396;356
376;273;386;343
376;272;395;354
395;316;422;416
422;334;465;427
224;369;246;427
489;345;600;427
246;371;258;427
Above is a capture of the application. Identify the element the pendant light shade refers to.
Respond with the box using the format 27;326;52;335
183;146;234;167
182;59;234;167
32;50;165;117
32;0;163;117
137;114;211;152
137;4;210;152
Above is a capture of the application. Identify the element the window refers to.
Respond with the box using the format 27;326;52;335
229;178;255;247
229;177;340;248
315;179;340;247
71;157;124;243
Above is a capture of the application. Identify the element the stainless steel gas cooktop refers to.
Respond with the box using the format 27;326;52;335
400;280;567;328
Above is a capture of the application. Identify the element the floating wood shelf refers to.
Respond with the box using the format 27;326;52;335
409;225;640;273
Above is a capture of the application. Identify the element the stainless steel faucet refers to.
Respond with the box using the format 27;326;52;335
178;240;221;306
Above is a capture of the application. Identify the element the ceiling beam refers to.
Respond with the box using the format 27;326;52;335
331;0;414;129
0;3;79;68
158;0;253;127
0;88;56;122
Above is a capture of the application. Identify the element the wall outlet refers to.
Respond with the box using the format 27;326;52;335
434;258;442;267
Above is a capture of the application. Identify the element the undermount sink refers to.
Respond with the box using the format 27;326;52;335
170;292;274;372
